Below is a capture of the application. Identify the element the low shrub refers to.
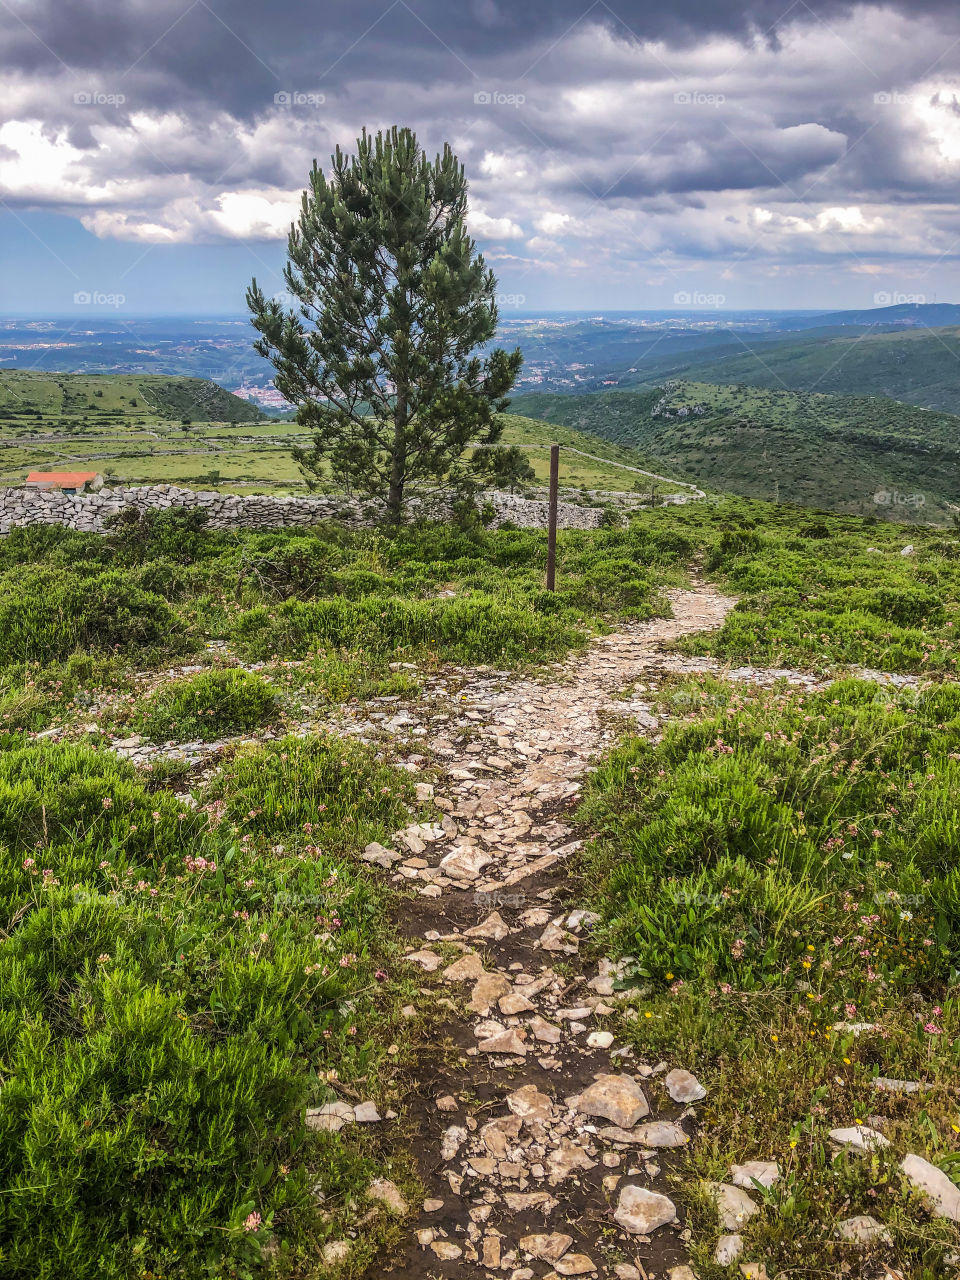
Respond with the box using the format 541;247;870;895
134;668;280;742
205;732;414;852
230;593;582;665
0;653;128;739
0;735;415;1279
580;676;959;1002
0;566;182;666
104;505;227;564
581;672;960;1274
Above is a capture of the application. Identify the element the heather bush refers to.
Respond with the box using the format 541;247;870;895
0;566;181;666
581;676;959;999
231;592;582;664
580;672;960;1272
0;735;416;1279
135;667;280;742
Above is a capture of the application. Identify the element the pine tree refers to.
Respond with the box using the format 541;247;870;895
247;126;523;521
473;444;537;494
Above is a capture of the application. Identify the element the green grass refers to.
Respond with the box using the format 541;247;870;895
0;371;262;422
641;497;960;674
1;494;959;1277
0;733;419;1279
134;668;281;742
0;564;182;667
0;370;690;496
579;676;960;1273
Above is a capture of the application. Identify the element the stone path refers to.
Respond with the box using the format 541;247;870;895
349;588;737;1280
94;634;924;772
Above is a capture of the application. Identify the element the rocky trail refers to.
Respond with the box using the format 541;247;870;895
72;580;943;1275
339;587;742;1280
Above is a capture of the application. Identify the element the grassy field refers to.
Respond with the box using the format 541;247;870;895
0;371;263;422
2;491;960;1276
573;500;960;1275
580;673;960;1274
0;372;685;497
513;381;960;523
0;507;693;1278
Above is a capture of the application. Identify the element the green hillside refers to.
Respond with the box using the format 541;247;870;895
492;413;695;495
0;371;692;496
663;325;960;414
0;372;263;424
513;381;960;523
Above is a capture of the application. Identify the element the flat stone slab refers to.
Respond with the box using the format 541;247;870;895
614;1185;677;1234
901;1153;960;1220
576;1075;649;1129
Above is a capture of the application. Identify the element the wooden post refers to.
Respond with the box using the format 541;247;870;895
546;443;559;591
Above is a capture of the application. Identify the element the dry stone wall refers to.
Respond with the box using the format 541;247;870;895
0;483;608;534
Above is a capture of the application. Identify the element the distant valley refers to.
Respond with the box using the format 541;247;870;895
513;380;960;524
4;304;960;522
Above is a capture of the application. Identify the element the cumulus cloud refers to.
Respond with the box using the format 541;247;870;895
3;0;960;297
467;208;525;239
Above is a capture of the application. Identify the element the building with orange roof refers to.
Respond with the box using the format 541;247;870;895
25;471;103;494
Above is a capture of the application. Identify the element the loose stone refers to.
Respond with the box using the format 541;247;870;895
520;1232;573;1262
715;1234;743;1264
901;1153;960;1220
730;1161;780;1190
836;1214;892;1243
665;1068;706;1103
305;1101;355;1132
709;1184;759;1230
828;1125;890;1152
555;1254;598;1275
367;1178;408;1214
576;1075;649;1129
614;1185;677;1234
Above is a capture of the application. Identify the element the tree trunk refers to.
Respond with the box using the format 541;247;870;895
387;399;407;524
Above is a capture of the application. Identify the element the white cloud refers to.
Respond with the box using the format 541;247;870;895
467;207;524;239
211;190;300;238
533;211;573;234
2;0;960;299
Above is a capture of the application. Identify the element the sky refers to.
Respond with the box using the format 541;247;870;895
3;0;960;314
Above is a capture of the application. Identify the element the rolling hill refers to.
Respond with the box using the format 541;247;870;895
616;325;960;415
0;370;694;497
0;372;264;424
512;381;960;523
773;301;960;330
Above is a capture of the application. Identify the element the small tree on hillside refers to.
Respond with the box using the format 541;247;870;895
247;126;523;521
474;444;537;494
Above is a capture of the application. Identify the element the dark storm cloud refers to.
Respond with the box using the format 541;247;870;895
4;0;960;274
0;0;951;116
